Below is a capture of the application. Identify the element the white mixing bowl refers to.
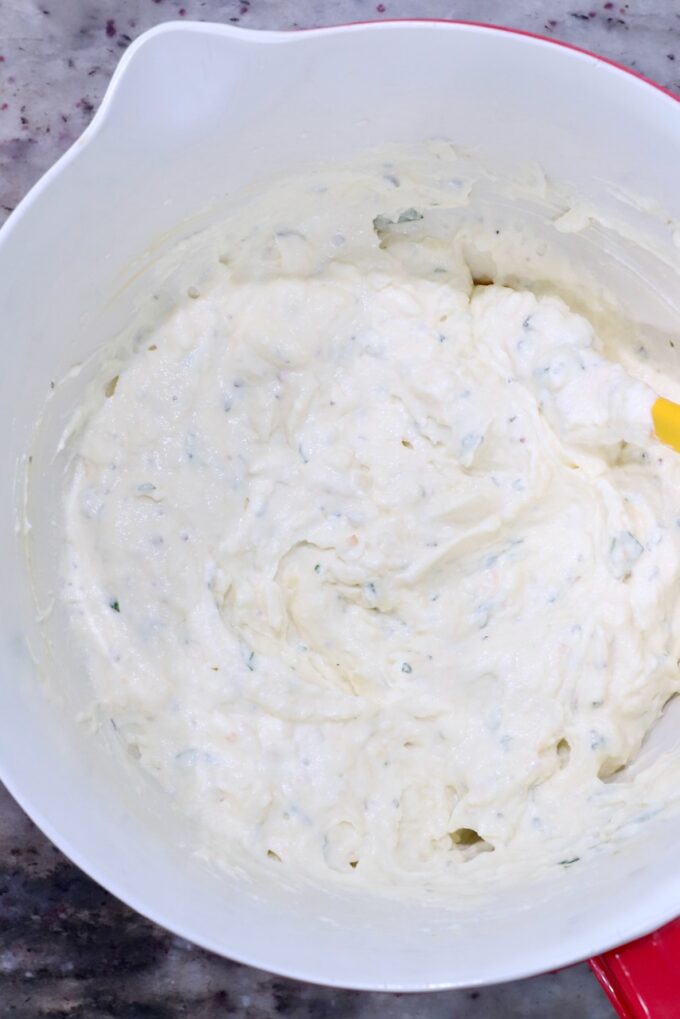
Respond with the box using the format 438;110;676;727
2;21;680;994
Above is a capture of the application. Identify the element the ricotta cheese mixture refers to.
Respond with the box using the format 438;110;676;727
62;152;680;892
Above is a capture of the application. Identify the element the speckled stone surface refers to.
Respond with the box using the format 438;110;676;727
1;1;679;1015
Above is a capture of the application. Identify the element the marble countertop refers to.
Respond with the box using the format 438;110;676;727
1;2;678;1016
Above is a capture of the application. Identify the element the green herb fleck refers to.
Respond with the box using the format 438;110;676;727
450;827;483;846
558;857;580;866
401;662;413;674
397;207;423;224
372;208;424;234
109;600;120;613
372;213;392;233
610;530;643;580
314;563;321;573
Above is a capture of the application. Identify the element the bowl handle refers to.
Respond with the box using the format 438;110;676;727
589;918;680;1017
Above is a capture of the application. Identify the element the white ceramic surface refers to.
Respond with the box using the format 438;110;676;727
1;21;680;991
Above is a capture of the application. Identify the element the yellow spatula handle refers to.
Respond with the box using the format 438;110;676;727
652;397;680;454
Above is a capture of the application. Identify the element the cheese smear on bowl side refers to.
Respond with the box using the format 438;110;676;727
60;147;680;895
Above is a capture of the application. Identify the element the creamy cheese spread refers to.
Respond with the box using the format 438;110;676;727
61;151;680;892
